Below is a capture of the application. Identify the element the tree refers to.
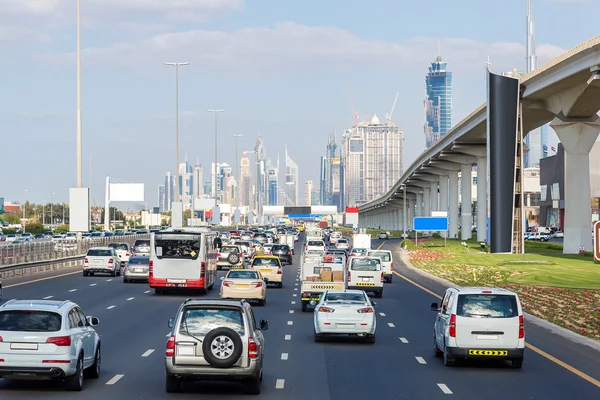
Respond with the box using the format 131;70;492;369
24;222;45;235
55;224;69;234
0;213;21;225
100;207;125;223
183;209;192;227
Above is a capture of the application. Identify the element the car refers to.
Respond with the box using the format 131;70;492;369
250;256;283;288
312;289;377;343
349;248;368;257
0;299;101;391
83;247;122;277
220;269;267;306
123;256;150;283
217;245;244;270
377;232;389;239
305;239;326;253
132;239;151;257
165;299;269;394
269;244;293;265
431;287;525;368
366;249;393;283
108;242;132;265
335;238;351;250
346;256;384;298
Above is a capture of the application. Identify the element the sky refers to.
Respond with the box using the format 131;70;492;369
0;0;598;208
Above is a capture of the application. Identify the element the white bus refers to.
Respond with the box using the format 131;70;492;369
149;227;218;294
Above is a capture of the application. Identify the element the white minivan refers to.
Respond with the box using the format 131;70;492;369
431;287;525;368
366;249;393;283
346;256;384;298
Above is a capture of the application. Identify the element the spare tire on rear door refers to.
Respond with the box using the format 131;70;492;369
202;327;243;368
227;253;240;265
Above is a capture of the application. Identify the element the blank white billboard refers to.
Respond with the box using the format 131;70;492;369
194;198;216;211
109;183;144;202
171;202;183;228
69;188;90;232
212;206;221;225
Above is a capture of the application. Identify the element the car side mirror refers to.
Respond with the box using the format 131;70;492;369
168;317;175;329
220;276;225;280
309;300;317;306
430;302;439;311
263;277;269;283
86;316;100;326
259;319;269;330
371;300;377;306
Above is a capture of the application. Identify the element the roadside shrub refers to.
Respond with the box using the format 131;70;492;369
432;233;442;239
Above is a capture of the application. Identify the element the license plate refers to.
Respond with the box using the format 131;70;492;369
177;346;195;356
167;279;185;283
468;349;508;356
236;284;250;288
362;277;370;282
336;323;354;328
94;260;102;264
134;268;143;273
261;269;271;274
11;343;38;350
477;334;498;340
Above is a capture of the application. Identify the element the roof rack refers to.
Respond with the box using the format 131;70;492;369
0;299;16;307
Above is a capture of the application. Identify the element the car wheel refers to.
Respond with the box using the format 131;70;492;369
85;345;101;378
111;270;117;277
278;282;283;289
82;271;89;277
374;291;383;298
510;358;523;369
65;354;84;391
165;373;182;393
314;330;323;342
443;346;455;367
245;372;261;395
301;301;308;312
154;289;163;295
202;327;243;368
433;335;442;357
364;334;375;344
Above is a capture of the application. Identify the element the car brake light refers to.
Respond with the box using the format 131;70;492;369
46;336;71;346
166;335;175;356
381;272;384;283
390;262;393;268
449;314;456;337
252;281;263;288
84;257;88;263
200;261;206;277
126;252;130;256
108;258;113;264
0;336;3;342
347;270;351;282
277;266;282;274
238;253;243;259
519;315;524;338
223;280;233;287
318;306;335;313
248;337;258;358
482;290;492;294
216;253;221;258
357;307;373;313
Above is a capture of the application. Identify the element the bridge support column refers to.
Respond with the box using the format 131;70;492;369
397;208;403;231
551;117;600;254
476;156;487;243
460;164;473;240
439;175;449;237
429;181;438;212
448;171;459;239
408;200;415;230
423;187;431;217
416;193;423;217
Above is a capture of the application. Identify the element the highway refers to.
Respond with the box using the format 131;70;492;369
0;236;599;398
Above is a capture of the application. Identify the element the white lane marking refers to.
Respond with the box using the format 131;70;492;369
287;321;293;325
399;337;409;343
285;335;291;340
141;349;155;357
293;288;298;291
43;296;54;299
289;310;294;314
379;312;386;316
388;323;395;328
68;289;77;292
144;290;151;293
106;279;113;282
437;383;453;394
291;301;296;305
295;283;298;286
127;297;135;301
281;353;289;360
166;332;171;337
416;357;427;364
89;283;97;286
276;379;285;389
293;294;297;297
106;305;116;309
106;374;124;385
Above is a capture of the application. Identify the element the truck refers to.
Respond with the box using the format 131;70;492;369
300;252;347;312
277;233;295;254
352;233;372;250
318;220;329;229
306;228;324;241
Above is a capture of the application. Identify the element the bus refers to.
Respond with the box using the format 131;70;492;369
149;227;218;294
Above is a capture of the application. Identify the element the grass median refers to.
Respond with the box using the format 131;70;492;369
401;238;600;341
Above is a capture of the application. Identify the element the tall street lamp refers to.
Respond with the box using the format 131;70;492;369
207;109;225;204
165;62;190;203
51;192;55;227
231;134;243;208
23;189;28;232
76;0;83;187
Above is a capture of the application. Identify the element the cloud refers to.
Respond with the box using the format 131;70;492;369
41;23;568;75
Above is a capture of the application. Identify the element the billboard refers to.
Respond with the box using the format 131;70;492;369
109;183;145;202
413;217;448;231
69;188;90;232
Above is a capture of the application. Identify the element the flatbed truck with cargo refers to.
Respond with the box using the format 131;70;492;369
300;253;346;312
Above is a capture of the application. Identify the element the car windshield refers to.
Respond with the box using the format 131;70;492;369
457;294;518;318
221;246;239;253
307;250;324;256
325;292;365;303
368;251;391;262
87;249;112;257
337;239;348;243
135;240;150;247
272;245;288;251
154;234;201;260
109;243;128;250
128;257;149;265
308;241;324;246
252;258;279;266
0;310;62;332
179;308;244;336
227;271;259;279
350;258;381;271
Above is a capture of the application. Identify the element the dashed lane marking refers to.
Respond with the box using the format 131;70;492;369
106;374;124;385
379;312;386;316
43;296;54;299
387;323;395;328
392;269;600;389
293;294;297;297
416;357;427;364
144;290;151;293
141;349;155;357
287;321;293;325
90;283;97;286
68;289;77;292
4;270;81;288
289;310;294;314
291;301;296;305
106;279;113;282
285;335;291;340
437;383;452;394
281;353;289;360
399;337;409;343
276;379;285;389
293;288;298;291
106;305;116;309
127;297;134;301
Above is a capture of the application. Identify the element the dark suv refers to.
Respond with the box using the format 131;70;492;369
270;244;292;265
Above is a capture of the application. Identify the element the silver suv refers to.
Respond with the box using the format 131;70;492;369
0;299;101;391
165;299;268;394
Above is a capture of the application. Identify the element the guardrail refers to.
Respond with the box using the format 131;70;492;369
0;235;150;269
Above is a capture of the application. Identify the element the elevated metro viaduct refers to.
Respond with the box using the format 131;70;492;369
358;36;600;254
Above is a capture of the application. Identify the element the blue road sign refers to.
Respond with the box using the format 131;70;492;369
413;217;448;231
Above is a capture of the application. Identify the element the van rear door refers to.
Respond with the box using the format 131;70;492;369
349;257;382;288
152;232;202;280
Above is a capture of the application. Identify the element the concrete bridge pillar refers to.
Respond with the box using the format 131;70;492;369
408;200;415;230
423;187;431;217
416;193;423;217
448;171;459;239
429;181;438;212
460;163;473;240
476;156;487;243
438;175;449;237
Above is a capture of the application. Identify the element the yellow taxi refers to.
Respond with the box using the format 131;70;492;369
219;269;267;306
297;224;305;232
250;256;283;288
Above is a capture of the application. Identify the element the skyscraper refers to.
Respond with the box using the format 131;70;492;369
285;147;299;206
240;151;252;207
163;171;174;211
178;161;194;209
268;168;278;206
424;54;452;148
193;162;202;201
305;180;313;206
158;185;165;212
254;137;267;213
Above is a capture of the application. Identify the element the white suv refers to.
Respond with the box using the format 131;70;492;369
0;299;101;390
83;247;122;277
431;287;525;368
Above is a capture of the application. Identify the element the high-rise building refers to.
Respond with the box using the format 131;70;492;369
163;172;174;211
255;137;267;213
193;162;202;201
240;151;252;207
268;169;278;206
203;181;212;196
343;115;404;206
311;188;321;206
158;185;165;212
178;161;194;209
304;180;313;206
424;55;452;148
319;156;327;205
285;147;299;206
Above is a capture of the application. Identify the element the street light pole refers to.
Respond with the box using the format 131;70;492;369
165;62;190;203
403;184;407;237
23;189;28;233
76;0;82;188
231;134;243;208
51;192;55;227
207;109;225;204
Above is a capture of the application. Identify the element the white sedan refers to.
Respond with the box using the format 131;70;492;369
312;289;377;343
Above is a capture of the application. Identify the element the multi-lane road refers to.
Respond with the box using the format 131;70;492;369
1;237;599;399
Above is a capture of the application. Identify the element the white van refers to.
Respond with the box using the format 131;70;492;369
366;249;393;283
149;227;218;295
431;287;525;368
346;256;384;298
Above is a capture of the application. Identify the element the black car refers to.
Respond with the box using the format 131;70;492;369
270;244;293;265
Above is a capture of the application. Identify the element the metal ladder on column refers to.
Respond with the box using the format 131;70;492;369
512;102;524;254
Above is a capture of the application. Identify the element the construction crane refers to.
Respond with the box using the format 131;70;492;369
347;84;359;125
385;92;399;122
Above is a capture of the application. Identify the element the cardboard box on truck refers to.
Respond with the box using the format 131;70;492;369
332;271;344;282
320;270;333;282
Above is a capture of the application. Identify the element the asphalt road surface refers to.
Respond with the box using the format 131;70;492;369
0;236;598;399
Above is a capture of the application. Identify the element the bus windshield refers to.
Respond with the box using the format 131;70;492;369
154;233;201;260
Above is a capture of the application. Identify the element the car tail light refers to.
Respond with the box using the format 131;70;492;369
108;258;114;264
238;253;243;259
126;252;130;257
277;266;282;274
347;270;351;282
149;260;154;279
216;253;221;258
0;336;3;342
357;307;373;313
323;246;326;251
381;272;384;283
449;314;457;337
248;338;258;359
318;306;335;313
288;251;292;255
42;360;70;364
519;315;524;338
223;280;233;287
390;262;393;268
253;281;263;288
482;290;492;294
46;336;71;346
166;335;175;357
84;257;88;263
200;261;206;278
